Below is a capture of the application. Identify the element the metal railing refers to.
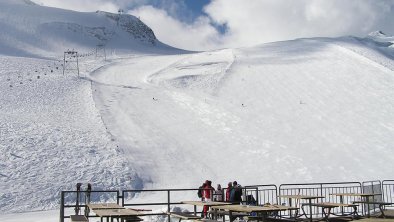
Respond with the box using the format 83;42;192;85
279;182;362;218
362;180;383;215
60;180;394;222
60;190;119;222
122;188;202;221
382;180;394;209
242;184;278;205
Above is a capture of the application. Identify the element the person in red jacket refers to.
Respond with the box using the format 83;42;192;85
226;182;233;202
203;180;214;218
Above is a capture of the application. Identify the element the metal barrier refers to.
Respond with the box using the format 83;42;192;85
60;181;394;222
60;190;119;222
279;182;362;218
122;188;203;221
362;180;383;215
382;180;394;209
243;184;278;205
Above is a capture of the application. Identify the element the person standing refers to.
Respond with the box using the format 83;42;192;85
197;182;205;201
226;182;233;202
203;180;214;218
230;181;242;203
213;184;223;202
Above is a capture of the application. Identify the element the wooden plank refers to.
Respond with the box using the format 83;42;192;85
181;201;232;207
211;204;296;213
168;212;202;219
330;193;379;197
93;208;141;217
357;218;394;222
87;203;124;210
310;202;358;207
278;195;324;199
70;215;88;222
353;201;392;205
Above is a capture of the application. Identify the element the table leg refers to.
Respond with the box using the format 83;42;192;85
366;196;371;218
262;212;268;222
340;195;344;215
229;211;233;222
324;207;332;222
194;205;197;216
289;198;293;218
309;199;313;222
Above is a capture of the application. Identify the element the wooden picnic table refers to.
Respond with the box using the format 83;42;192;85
211;204;297;222
93;208;142;222
181;201;232;216
87;203;124;210
278;194;324;222
330;193;380;217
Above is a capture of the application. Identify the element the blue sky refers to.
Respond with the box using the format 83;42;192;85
34;0;394;50
184;0;211;17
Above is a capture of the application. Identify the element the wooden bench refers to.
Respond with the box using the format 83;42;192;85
353;201;393;218
208;209;249;220
193;220;218;222
168;212;203;222
70;215;88;222
124;216;143;222
301;202;359;221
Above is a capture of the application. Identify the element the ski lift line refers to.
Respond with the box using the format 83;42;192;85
63;50;80;77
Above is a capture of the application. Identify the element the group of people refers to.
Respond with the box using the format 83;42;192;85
198;180;243;217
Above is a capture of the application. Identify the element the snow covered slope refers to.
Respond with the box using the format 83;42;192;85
0;0;177;215
1;0;394;220
89;36;394;190
0;0;178;57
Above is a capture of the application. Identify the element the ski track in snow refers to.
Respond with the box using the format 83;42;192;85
89;38;394;193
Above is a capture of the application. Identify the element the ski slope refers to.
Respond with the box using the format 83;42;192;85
1;35;394;221
89;38;394;191
1;1;394;221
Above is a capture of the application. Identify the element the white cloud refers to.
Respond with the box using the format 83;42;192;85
33;0;119;12
129;6;222;51
204;0;394;47
32;0;394;50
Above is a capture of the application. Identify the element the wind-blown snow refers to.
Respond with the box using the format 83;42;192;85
0;1;394;221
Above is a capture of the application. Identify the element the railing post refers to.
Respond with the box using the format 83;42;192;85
121;191;124;206
117;190;120;205
167;190;171;222
320;184;324;217
60;191;64;222
255;187;259;205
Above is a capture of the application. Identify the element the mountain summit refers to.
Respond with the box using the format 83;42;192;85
0;1;175;57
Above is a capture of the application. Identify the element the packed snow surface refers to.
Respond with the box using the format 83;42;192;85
1;1;394;221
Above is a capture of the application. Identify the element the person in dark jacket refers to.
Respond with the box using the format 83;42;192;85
230;181;242;203
197;182;205;200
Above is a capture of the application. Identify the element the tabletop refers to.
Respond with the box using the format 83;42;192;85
93;208;141;217
278;195;325;199
211;204;295;213
330;193;379;197
181;201;232;206
87;203;124;210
